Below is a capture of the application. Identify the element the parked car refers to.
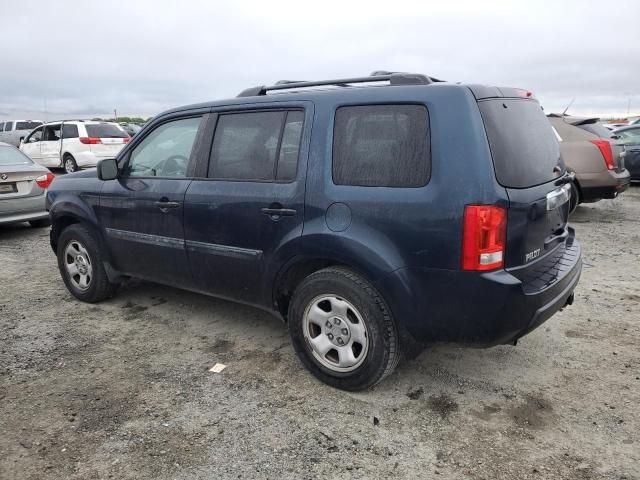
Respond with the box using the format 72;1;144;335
603;122;627;131
612;125;640;181
20;120;130;174
548;114;629;211
0;120;43;147
119;123;142;137
46;72;582;390
0;142;54;227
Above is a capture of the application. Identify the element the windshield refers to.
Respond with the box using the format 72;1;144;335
85;123;128;138
0;146;33;166
15;121;43;130
479;99;562;188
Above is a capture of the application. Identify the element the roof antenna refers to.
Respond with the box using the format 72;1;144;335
562;98;575;116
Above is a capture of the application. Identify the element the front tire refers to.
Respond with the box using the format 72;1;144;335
63;154;78;174
288;267;400;391
57;224;116;302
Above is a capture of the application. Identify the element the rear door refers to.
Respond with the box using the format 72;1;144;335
98;115;204;287
40;124;62;167
478;98;570;269
183;104;311;305
84;123;129;159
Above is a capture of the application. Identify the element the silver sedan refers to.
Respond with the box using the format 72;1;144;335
0;141;53;227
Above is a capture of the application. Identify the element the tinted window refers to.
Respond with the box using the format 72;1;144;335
332;105;430;187
210;111;285;181
62;124;79;138
26;127;43;143
16;121;42;130
0;123;4;132
4;122;13;131
276;111;304;181
85;123;128;138
577;122;612;138
479;99;561;188
0;146;33;166
124;117;201;178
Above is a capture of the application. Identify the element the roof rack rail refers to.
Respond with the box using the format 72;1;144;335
237;71;440;97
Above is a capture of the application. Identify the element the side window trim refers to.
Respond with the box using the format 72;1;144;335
205;107;305;183
119;113;207;179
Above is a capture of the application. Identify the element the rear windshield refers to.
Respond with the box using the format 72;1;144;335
85;124;128;138
16;121;42;130
479;99;562;188
577;122;611;138
0;146;33;166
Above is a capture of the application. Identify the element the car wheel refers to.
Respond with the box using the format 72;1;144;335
29;218;51;228
63;154;78;174
288;267;400;391
569;181;581;214
57;224;117;303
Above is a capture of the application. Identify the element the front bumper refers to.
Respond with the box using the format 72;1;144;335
376;234;582;346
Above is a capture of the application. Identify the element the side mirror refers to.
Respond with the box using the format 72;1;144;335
97;158;118;181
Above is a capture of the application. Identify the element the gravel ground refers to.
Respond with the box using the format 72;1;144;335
1;187;639;480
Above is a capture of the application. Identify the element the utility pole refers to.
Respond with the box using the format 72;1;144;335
114;109;118;122
627;99;631;116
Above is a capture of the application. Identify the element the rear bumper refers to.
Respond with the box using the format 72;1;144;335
579;169;630;201
0;193;48;225
376;232;582;346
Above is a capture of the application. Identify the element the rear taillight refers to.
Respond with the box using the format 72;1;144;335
79;137;102;144
35;172;55;189
123;137;130;143
590;139;615;170
462;205;507;271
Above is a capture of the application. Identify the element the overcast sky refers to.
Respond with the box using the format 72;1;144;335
1;0;638;121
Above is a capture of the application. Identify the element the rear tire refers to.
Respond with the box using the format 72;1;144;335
57;224;116;303
63;154;78;174
29;218;51;228
288;267;400;391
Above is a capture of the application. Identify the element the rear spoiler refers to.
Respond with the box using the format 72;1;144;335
467;85;536;101
547;114;600;126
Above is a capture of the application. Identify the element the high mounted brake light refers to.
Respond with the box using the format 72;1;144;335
462;205;507;271
590;139;615;170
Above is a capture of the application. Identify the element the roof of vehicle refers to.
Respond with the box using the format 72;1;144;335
547;113;601;126
155;71;537;118
0;141;13;147
612;124;640;134
39;119;121;126
0;119;43;123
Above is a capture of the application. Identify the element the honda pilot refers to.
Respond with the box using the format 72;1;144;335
46;72;582;391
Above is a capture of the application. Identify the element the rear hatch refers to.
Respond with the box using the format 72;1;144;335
478;97;572;271
84;123;129;157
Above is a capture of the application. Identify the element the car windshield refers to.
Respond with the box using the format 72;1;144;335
0;146;33;166
85;124;128;138
15;121;43;130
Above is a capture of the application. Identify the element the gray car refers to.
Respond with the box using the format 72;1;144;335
0;142;53;227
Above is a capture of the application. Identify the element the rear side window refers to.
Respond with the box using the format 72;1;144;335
332;105;430;187
209;110;304;182
479;99;561;188
85;123;128;138
4;122;13;131
16;121;41;130
62;124;79;138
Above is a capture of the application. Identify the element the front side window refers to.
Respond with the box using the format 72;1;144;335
123;117;202;178
209;110;304;182
619;128;640;144
332;105;431;187
26;127;43;143
0;123;5;132
4;122;13;132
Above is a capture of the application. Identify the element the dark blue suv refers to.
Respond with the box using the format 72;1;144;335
47;72;582;390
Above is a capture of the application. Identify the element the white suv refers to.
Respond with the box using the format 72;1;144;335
20;120;130;173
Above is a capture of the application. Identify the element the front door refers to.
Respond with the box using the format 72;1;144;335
97;115;205;287
184;106;310;306
40;124;62;168
20;126;44;162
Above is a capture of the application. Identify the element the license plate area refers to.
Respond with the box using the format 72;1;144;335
0;183;17;194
